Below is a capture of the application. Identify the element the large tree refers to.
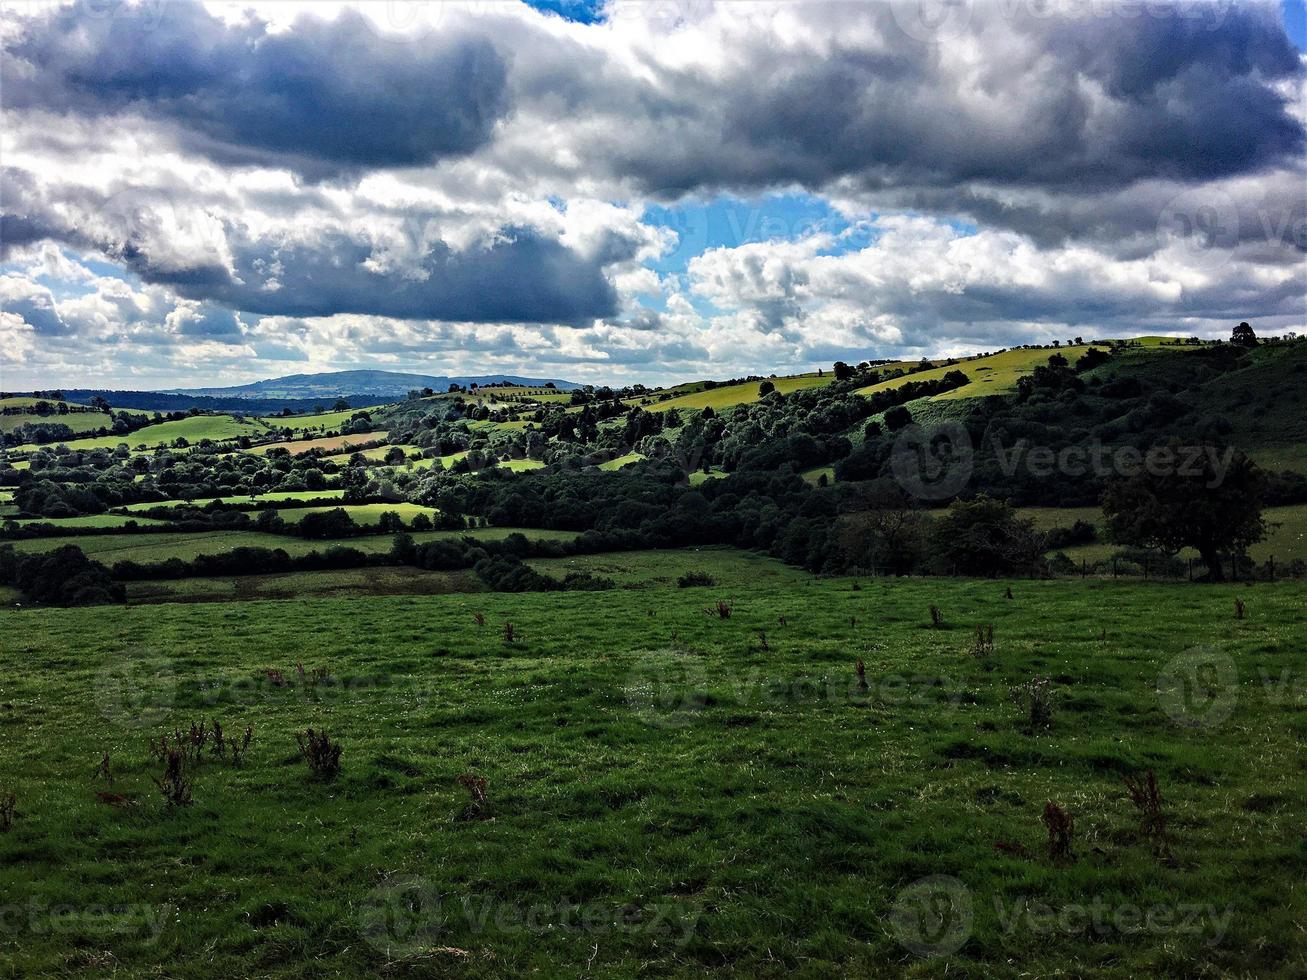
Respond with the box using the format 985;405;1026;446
1102;443;1266;581
1231;321;1258;347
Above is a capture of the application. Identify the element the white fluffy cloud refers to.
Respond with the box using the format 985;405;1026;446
0;0;1302;388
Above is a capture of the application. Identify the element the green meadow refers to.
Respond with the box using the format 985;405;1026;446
13;415;267;453
0;564;1304;975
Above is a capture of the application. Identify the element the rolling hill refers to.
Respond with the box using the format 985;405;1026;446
171;370;582;400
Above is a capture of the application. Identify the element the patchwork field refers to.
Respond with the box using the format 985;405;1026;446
249;431;388;456
13;415;268;453
1;569;1304;975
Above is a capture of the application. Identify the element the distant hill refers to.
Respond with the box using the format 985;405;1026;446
169;370;582;400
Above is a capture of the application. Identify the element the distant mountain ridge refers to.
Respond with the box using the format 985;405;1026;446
168;370;583;400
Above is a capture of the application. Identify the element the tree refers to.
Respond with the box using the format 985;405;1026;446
299;508;359;540
1102;443;1266;582
929;496;1043;577
1231;322;1258;347
883;406;912;432
833;361;854;381
333;398;351;411
758;380;776;397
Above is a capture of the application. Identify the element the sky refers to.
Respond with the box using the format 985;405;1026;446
0;0;1304;390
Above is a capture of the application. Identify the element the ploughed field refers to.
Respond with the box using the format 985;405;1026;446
1;560;1305;976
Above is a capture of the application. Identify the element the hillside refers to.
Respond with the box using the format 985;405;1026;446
172;370;582;400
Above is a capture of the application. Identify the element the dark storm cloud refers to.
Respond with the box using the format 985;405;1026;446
598;3;1303;199
3;2;510;177
0;169;619;324
193;229;619;324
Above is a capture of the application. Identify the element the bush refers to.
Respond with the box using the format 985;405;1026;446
0;544;123;605
296;729;343;780
677;571;715;588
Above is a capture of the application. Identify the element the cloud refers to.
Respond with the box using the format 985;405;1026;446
0;0;1302;388
3;2;510;178
0;274;69;335
166;301;243;340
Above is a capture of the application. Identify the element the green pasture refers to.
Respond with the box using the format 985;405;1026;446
0;571;1304;975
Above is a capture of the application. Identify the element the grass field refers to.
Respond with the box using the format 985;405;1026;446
249;432;387;456
0;409;113;436
127;566;484;604
1;569;1304;975
801;465;835;485
7;527;578;563
855;342;1175;403
272;503;443;525
641;373;833;413
321;444;421;464
497;458;546;473
8;514;171;529
402;451;469;472
1019;504;1307;563
688;470;727;486
118;490;348;512
257;409;360;433
0;397;93;409
598;452;646;471
13;415;267;453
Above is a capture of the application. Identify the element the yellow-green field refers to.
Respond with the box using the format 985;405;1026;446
118;490;348;512
256;409;362;433
271;503;442;525
598;452;646;471
13;414;267;452
0;408;113;435
1018;504;1307;563
0;397;93;409
249;431;387;456
640;373;833;412
321;444;421;464
855;341;1174;402
9;514;171;529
